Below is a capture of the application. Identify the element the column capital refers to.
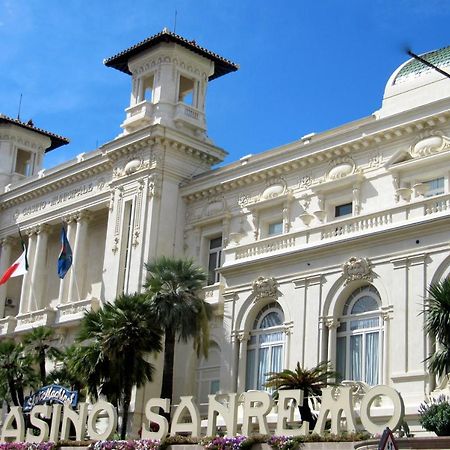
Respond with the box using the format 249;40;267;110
283;321;294;335
36;224;51;235
236;330;250;342
324;316;340;329
381;305;394;321
24;226;39;237
74;210;92;222
0;236;17;248
62;214;77;224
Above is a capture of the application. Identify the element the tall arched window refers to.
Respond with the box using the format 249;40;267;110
197;342;221;410
246;302;285;390
336;286;382;385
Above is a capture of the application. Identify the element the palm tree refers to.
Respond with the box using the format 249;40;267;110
76;293;163;439
424;277;450;376
143;256;211;405
47;345;85;395
264;361;337;428
22;325;62;386
0;339;38;406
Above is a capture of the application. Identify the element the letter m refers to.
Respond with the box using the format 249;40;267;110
313;386;357;435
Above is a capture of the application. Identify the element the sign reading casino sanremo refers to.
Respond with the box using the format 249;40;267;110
1;385;405;442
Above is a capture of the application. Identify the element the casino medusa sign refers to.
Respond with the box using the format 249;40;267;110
1;385;405;442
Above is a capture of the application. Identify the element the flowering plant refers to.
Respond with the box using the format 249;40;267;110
201;435;248;450
267;436;300;450
87;440;160;450
0;444;57;450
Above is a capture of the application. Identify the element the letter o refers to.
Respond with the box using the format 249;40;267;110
87;401;117;440
360;386;404;434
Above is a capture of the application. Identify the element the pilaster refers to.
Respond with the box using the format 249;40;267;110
58;215;76;304
0;237;16;318
29;224;51;311
19;228;37;314
68;210;92;302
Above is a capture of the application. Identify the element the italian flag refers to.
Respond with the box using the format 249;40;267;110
0;243;28;285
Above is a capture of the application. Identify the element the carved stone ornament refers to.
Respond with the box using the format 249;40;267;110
252;276;279;301
342;257;373;285
409;131;450;158
327;157;355;181
260;177;287;200
203;196;228;217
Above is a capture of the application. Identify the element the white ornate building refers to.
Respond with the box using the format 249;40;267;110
1;30;450;432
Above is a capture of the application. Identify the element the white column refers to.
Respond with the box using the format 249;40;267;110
381;306;393;386
230;332;239;392
68;210;91;303
326;317;340;375
0;237;15;318
237;331;249;393
283;322;293;369
58;216;76;304
28;224;50;311
19;228;37;314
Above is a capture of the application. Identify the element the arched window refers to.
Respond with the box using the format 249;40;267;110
336;286;382;385
246;302;285;390
197;342;221;410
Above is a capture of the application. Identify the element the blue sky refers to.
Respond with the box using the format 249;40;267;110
0;0;449;169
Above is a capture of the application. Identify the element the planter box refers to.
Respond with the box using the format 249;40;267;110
356;437;450;449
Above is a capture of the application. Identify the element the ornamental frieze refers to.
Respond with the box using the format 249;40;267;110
10;178;108;224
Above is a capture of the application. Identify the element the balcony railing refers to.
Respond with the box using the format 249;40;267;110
174;103;205;129
56;298;99;325
224;192;450;265
15;307;56;332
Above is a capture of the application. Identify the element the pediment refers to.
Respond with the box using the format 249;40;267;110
386;131;450;170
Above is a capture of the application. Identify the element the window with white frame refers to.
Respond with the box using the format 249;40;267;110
268;221;283;236
15;149;34;176
142;74;155;102
246;303;285;390
336;286;382;385
197;342;221;413
207;236;222;285
335;202;353;218
424;177;445;197
178;75;196;106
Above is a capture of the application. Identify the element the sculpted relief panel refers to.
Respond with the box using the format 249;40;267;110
410;131;450;158
342;256;374;285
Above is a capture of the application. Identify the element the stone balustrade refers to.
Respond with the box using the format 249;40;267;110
225;192;450;265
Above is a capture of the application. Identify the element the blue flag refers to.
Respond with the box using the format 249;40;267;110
57;226;72;279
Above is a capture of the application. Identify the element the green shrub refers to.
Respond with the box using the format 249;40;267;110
419;395;450;436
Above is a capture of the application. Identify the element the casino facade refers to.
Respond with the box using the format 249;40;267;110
0;30;450;433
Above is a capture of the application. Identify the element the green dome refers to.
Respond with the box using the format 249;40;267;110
394;45;450;84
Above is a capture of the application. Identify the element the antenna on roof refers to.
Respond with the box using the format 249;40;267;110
407;49;450;80
17;93;23;120
174;10;177;33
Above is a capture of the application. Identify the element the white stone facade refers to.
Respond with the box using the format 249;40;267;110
1;31;450;433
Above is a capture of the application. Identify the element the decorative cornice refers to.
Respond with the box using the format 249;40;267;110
0;160;113;210
183;112;450;202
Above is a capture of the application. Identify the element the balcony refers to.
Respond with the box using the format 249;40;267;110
15;307;56;332
224;192;450;266
203;283;224;315
55;298;100;325
121;100;155;132
0;316;17;336
174;103;205;131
